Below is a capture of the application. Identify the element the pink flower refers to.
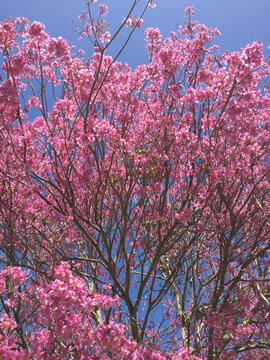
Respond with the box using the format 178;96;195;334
125;15;143;28
185;6;195;17
145;27;162;43
10;53;27;75
176;209;193;223
148;0;156;8
28;21;45;37
1;266;27;285
47;37;70;58
0;276;6;295
98;4;108;16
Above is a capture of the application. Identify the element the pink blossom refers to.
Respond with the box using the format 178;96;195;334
176;209;193;223
99;4;108;16
47;37;70;58
0;266;27;285
28;21;45;37
125;15;143;28
148;0;156;8
145;27;162;43
185;6;195;17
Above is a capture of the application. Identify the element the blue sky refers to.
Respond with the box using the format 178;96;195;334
1;0;270;67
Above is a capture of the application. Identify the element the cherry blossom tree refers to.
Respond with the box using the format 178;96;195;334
0;1;269;359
